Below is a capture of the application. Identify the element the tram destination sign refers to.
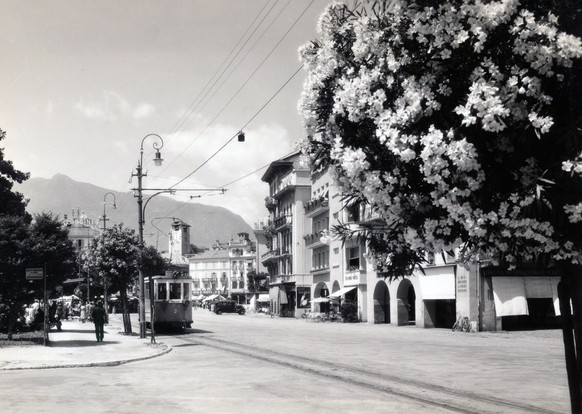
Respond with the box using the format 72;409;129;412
25;268;44;280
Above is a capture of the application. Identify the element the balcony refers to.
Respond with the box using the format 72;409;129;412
304;197;329;218
272;173;297;199
304;231;324;249
357;205;384;226
261;250;278;263
263;220;276;238
274;214;292;230
264;196;277;211
344;268;365;285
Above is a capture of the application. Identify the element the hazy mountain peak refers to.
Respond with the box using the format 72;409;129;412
15;175;254;248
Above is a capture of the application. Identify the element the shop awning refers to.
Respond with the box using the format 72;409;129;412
257;294;270;302
491;277;529;316
312;297;338;303
419;269;455;300
329;286;356;298
280;290;288;305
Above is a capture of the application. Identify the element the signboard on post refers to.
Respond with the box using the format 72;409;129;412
26;268;44;280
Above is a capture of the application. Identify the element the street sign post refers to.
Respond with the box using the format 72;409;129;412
26;267;49;345
25;268;44;280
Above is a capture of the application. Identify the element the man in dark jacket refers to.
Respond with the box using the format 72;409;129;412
91;300;107;342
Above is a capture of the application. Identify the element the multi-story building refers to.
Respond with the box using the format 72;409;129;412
64;208;101;251
259;151;312;317
304;167;368;321
188;233;256;304
262;157;562;331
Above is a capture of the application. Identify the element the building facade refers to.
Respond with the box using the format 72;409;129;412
260;156;562;331
259;151;312;317
188;233;257;304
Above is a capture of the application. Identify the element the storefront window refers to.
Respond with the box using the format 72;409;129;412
297;287;311;308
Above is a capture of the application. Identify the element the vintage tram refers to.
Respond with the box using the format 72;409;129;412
144;271;193;331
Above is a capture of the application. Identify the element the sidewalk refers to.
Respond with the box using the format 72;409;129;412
0;314;171;370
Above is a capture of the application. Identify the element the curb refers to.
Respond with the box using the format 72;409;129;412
0;344;172;371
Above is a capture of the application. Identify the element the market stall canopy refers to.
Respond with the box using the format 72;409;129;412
329;286;356;298
202;294;226;302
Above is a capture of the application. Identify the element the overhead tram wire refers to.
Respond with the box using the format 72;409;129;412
159;0;316;175
168;0;274;138
175;0;291;137
156;0;281;173
170;0;281;138
168;63;304;191
145;148;298;237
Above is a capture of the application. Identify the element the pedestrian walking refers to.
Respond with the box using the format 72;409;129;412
91;300;107;342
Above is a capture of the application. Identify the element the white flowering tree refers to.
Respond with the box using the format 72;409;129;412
299;0;582;409
90;224;140;334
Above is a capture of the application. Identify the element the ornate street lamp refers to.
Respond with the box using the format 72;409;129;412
100;192;117;315
132;134;164;338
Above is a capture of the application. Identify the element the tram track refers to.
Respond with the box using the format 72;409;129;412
177;334;560;414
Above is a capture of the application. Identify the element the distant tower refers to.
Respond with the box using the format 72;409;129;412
169;220;191;264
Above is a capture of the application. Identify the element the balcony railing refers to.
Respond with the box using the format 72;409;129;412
274;214;292;230
304;231;323;248
264;196;277;210
304;197;329;217
272;173;297;198
358;205;384;226
261;250;278;262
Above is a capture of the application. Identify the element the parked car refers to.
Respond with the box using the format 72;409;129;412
214;300;245;315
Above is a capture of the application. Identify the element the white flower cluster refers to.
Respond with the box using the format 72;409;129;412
298;1;582;271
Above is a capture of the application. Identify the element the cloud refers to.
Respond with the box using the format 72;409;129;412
145;120;296;225
74;90;156;120
133;103;155;119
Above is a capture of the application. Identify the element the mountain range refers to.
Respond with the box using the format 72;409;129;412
14;174;255;249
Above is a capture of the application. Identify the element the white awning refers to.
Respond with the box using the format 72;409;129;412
419;269;455;300
280;290;288;305
492;277;529;316
329;286;356;298
257;294;270;302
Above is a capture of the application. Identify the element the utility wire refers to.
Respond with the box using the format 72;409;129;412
157;0;281;173
174;0;291;140
168;0;274;138
161;0;315;176
169;64;303;190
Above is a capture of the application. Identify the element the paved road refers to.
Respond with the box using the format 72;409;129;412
0;310;569;413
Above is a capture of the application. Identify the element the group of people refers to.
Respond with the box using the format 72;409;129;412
18;297;108;342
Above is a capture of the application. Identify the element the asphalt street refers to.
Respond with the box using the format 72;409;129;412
0;309;569;414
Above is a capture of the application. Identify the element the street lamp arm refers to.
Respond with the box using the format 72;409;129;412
142;190;175;225
140;134;164;151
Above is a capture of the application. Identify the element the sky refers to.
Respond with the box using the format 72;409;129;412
0;0;332;227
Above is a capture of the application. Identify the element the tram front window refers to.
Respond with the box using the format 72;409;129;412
169;283;181;300
183;283;190;300
157;283;167;300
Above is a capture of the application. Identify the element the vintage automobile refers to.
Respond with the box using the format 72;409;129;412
214;300;245;315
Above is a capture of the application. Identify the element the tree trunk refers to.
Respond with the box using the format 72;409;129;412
119;288;132;334
560;276;582;413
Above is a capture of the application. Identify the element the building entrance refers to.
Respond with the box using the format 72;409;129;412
373;282;390;324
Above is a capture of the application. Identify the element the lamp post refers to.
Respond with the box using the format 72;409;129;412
101;192;117;315
133;134;164;339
